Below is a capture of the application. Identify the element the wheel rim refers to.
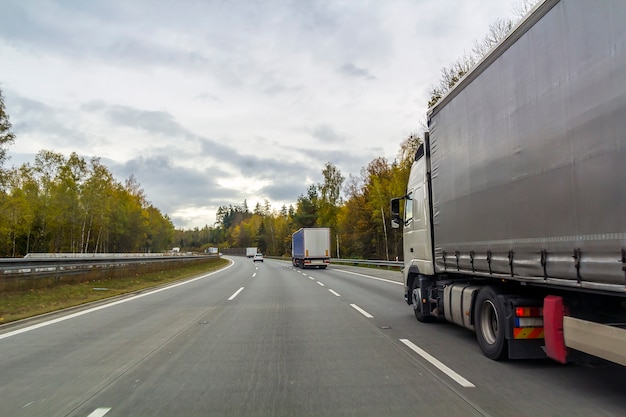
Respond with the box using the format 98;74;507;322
479;300;499;345
412;287;421;310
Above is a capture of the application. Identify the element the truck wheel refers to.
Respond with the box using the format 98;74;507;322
475;286;508;360
411;279;434;323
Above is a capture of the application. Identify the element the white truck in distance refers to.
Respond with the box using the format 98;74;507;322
246;247;257;258
391;0;626;364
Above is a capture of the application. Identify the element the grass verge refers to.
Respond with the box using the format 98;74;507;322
0;257;230;325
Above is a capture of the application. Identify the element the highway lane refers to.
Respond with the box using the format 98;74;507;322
63;258;485;416
0;259;244;416
1;257;485;417
291;261;626;417
0;257;624;416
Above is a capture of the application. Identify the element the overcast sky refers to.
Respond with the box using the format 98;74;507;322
1;0;520;229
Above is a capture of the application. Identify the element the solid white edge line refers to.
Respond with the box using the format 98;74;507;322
399;339;475;388
350;304;374;318
328;289;341;297
87;408;112;417
228;287;245;301
0;262;235;341
332;269;403;285
316;281;325;287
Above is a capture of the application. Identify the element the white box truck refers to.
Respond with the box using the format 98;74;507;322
246;247;257;258
391;0;626;364
292;228;331;269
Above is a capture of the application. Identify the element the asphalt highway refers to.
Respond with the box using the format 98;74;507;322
1;257;624;416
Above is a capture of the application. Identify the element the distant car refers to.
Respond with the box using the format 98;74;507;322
253;253;264;262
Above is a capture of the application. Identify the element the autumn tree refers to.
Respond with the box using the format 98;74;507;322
428;52;476;108
317;162;342;215
0;88;15;186
336;174;370;258
428;0;538;108
80;158;115;253
1;168;36;256
472;18;514;58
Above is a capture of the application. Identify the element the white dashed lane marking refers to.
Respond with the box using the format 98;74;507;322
350;304;374;318
87;408;112;417
228;287;244;301
399;339;475;388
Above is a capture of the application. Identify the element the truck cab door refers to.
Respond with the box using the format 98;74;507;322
405;150;434;275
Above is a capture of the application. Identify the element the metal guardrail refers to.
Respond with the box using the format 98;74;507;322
0;254;214;277
0;254;401;275
236;255;403;269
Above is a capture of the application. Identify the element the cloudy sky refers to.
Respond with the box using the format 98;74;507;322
1;0;520;229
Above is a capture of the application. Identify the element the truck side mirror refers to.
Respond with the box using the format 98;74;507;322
390;198;401;229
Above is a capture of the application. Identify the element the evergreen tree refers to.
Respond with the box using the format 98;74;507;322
256;220;268;254
292;185;318;228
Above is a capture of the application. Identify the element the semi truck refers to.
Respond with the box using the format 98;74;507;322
391;0;626;365
246;247;257;258
292;228;331;269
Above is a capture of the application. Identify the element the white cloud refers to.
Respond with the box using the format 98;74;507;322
1;0;520;228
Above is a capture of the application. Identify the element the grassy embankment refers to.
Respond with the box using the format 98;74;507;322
0;257;230;324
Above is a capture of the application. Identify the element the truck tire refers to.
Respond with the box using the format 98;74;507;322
411;279;434;323
475;286;508;360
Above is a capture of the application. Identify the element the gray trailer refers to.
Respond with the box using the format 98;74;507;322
391;0;626;364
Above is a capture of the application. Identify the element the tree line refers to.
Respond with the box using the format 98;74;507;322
0;150;174;256
174;136;420;260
